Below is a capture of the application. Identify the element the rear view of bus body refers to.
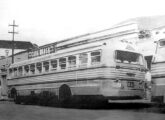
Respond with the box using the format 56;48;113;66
7;39;146;105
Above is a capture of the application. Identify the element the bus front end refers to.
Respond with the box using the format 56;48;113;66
101;49;146;100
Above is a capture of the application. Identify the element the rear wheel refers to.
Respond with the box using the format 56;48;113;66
59;84;72;106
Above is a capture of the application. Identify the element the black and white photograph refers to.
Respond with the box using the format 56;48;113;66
0;0;165;120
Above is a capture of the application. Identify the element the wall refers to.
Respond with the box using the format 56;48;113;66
0;48;25;57
0;50;29;99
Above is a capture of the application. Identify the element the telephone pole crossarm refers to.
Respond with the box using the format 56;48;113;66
8;32;18;34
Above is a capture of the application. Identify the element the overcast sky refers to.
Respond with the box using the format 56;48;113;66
0;0;165;46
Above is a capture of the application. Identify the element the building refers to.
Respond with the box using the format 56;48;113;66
0;40;35;57
0;40;35;100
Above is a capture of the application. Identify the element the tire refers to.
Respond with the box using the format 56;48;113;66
10;88;21;104
59;84;72;106
15;95;21;104
10;88;17;98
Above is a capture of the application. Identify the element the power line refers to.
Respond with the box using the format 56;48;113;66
8;20;18;64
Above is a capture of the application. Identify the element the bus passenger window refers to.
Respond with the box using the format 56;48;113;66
18;66;23;76
68;56;76;69
30;64;35;74
59;58;66;69
51;59;57;70
24;65;29;75
43;61;49;72
91;51;101;65
36;62;42;73
13;68;17;77
9;68;13;77
79;53;88;67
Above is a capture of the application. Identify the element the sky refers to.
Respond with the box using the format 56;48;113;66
0;0;165;46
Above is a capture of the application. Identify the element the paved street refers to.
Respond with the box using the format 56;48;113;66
0;101;165;120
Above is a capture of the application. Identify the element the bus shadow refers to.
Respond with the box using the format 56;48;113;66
57;102;165;113
14;94;165;113
57;102;152;110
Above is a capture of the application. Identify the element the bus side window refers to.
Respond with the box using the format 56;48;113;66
13;68;17;77
51;59;57;70
9;68;13;77
30;64;35;74
24;65;29;75
91;51;101;65
79;53;88;68
68;55;76;69
18;66;23;76
43;61;49;72
36;62;42;73
59;58;66;70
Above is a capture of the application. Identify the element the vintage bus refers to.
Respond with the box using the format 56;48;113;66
7;39;146;105
151;39;165;103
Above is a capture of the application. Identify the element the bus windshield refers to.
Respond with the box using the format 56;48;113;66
159;39;165;46
115;50;144;65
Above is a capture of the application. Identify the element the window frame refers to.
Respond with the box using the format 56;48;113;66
115;50;143;65
43;61;50;72
91;50;101;65
59;57;66;70
24;65;29;75
79;53;88;67
51;59;58;70
36;62;42;73
30;64;35;74
18;66;23;76
68;55;76;69
9;68;13;77
13;68;17;77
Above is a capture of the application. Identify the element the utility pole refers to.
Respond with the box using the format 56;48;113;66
8;20;18;64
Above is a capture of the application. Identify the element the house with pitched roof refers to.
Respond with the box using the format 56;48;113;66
0;40;36;100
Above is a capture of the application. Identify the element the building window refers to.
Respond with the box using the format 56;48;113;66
91;51;101;65
36;62;42;73
43;61;49;72
59;58;66;69
79;53;88;67
30;64;35;74
51;59;57;70
68;56;76;69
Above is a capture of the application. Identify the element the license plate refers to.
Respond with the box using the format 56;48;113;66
127;81;134;87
